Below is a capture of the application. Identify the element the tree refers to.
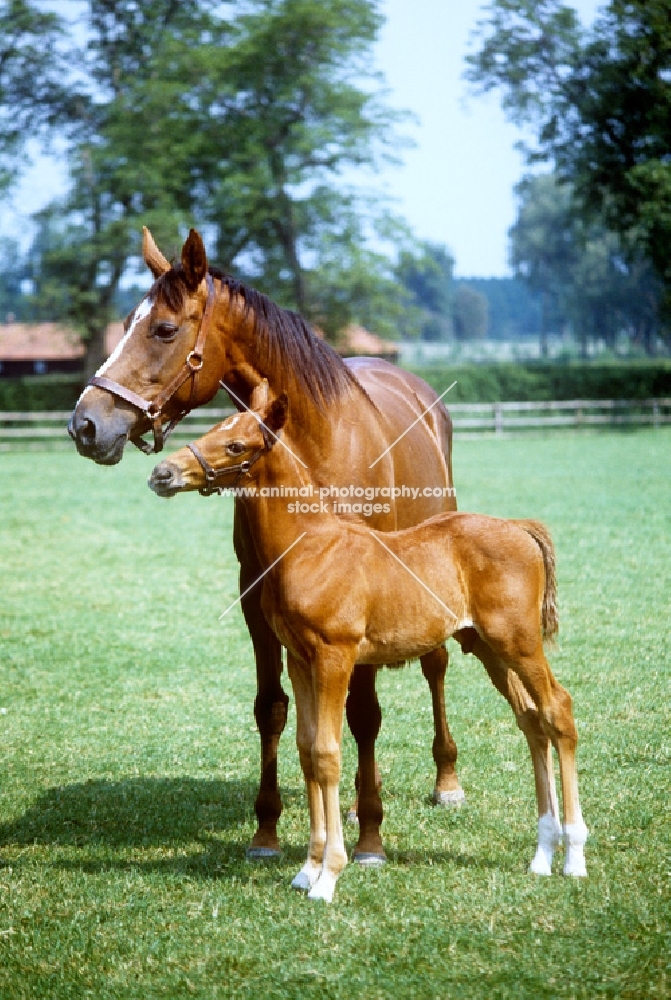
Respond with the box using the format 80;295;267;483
467;0;671;335
395;241;455;341
510;172;664;354
453;284;489;341
0;0;408;374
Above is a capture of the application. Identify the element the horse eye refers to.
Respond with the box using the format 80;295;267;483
226;441;246;456
153;322;179;342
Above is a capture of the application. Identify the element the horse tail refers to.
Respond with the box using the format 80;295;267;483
514;519;559;642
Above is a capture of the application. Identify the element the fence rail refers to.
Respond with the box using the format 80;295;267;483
1;399;670;448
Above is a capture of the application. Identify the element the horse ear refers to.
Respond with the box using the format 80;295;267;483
263;392;288;439
142;227;170;277
181;229;208;290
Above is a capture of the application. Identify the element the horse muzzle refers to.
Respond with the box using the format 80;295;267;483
68;391;136;464
148;461;185;497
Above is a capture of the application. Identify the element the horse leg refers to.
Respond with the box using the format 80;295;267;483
470;635;562;874
507;649;588;877
420;644;465;806
286;653;325;892
307;647;354;903
346;664;385;865
235;506;288;858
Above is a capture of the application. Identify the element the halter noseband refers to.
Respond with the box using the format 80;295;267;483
87;273;217;455
187;441;266;496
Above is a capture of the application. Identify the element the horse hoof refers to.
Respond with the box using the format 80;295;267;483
246;846;281;860
433;788;466;807
352;851;386;868
307;874;337;903
529;853;553;876
345;809;359;825
563;859;588;877
291;871;315;891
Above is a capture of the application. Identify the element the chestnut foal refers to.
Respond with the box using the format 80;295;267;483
149;387;588;902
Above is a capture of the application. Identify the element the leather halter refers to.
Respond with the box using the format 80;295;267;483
187;441;266;496
87;273;217;455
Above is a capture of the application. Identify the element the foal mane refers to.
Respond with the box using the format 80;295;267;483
154;265;361;412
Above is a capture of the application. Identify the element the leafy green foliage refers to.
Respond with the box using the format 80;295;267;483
0;0;410;369
467;0;671;327
395;241;455;341
510;173;664;354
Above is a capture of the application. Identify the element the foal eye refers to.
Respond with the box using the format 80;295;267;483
226;441;246;456
152;322;179;342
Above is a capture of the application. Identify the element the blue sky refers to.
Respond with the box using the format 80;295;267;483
374;0;603;276
0;0;603;278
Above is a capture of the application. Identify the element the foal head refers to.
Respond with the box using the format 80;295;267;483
148;381;288;498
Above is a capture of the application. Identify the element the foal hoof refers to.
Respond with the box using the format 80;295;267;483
352;851;386;868
246;846;281;860
433;788;466;807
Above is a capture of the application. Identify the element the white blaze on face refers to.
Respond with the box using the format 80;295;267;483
223;413;241;430
74;295;155;407
98;296;154;377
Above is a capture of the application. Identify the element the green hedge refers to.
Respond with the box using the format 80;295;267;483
0;375;85;411
406;361;671;403
2;361;671;411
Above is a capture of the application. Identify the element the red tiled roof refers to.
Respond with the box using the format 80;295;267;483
0;322;124;361
336;324;399;357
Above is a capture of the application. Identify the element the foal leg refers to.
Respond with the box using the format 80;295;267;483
420;644;465;805
308;647;354;903
509;650;588;877
470;636;562;874
287;654;325;892
346;664;385;865
235;507;288;858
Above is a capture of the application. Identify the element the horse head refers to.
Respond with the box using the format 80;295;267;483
148;381;288;497
68;228;223;464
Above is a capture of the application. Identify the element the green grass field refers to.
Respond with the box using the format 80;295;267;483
0;430;669;999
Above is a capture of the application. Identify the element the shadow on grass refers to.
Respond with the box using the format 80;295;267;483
0;777;503;879
0;776;293;848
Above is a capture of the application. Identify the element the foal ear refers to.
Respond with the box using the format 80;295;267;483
261;392;288;446
142;227;170;278
181;229;208;290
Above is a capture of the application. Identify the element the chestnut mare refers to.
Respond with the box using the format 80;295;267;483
69;228;465;863
148;385;588;902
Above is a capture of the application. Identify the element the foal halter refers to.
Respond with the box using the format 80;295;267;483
87;273;217;455
186;441;266;496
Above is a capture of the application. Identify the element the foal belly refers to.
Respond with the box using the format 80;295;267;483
355;604;456;665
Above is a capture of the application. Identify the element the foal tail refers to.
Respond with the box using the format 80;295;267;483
514;519;559;641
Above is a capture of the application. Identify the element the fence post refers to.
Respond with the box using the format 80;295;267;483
494;402;503;435
653;400;660;428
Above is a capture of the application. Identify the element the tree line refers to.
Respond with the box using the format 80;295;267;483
1;0;670;370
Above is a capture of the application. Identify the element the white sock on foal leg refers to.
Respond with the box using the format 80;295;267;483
291;860;322;891
529;811;563;875
307;869;338;903
563;817;588;877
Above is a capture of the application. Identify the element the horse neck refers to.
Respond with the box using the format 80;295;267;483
210;285;341;451
241;436;332;565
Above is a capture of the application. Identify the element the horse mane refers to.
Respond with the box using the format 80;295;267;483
154;264;361;412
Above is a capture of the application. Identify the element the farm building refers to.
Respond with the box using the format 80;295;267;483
0;321;124;377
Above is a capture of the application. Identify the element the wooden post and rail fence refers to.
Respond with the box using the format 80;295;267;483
0;398;670;448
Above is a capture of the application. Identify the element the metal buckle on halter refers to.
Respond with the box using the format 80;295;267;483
146;401;162;421
186;351;203;371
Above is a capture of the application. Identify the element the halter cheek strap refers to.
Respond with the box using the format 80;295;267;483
87;273;216;455
187;441;266;496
